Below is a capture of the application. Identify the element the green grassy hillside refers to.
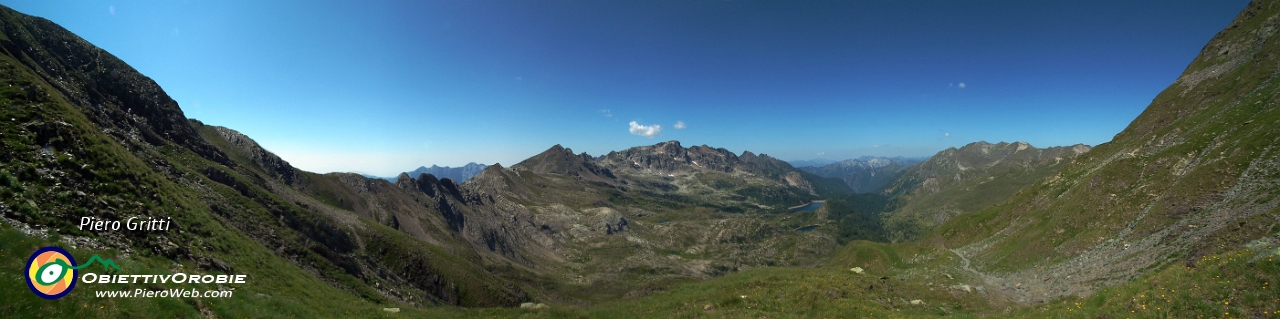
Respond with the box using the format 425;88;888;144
926;0;1280;303
878;141;1090;243
0;5;528;317
437;0;1280;316
2;0;1277;317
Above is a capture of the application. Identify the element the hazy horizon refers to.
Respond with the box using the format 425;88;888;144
0;0;1250;176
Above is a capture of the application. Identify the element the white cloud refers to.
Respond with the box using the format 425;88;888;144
674;121;686;129
945;132;951;137
628;121;662;138
600;109;612;117
958;82;966;88
817;152;825;156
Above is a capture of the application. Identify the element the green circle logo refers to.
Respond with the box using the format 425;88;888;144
25;246;78;300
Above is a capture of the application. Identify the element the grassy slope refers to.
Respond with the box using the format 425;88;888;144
462;163;857;303
1020;242;1280;318
0;61;407;316
434;0;1280;316
444;230;1278;318
0;222;427;318
0;6;527;317
191;123;525;307
931;0;1280;275
878;142;1086;243
441;241;999;318
4;0;1277;317
527;1;1280;317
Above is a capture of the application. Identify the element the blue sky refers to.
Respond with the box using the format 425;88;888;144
1;1;1250;176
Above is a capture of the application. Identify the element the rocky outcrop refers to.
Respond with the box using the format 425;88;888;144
208;125;299;184
530;205;629;239
513;144;617;183
0;7;227;165
598;141;820;186
600;141;739;174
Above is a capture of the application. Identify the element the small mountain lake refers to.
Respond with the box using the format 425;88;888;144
790;201;824;212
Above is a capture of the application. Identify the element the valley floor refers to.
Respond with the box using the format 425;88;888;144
464;240;1280;318
8;215;1274;318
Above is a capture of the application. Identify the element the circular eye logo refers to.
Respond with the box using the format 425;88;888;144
25;246;78;300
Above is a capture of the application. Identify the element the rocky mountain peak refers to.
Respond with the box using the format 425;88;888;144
513;144;615;182
207;125;298;184
1070;143;1092;154
0;7;228;164
653;140;684;154
595;140;807;180
393;172;415;189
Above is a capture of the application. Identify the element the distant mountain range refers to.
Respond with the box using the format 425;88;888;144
3;1;1276;316
797;156;926;193
361;163;489;183
389;163;488;183
787;158;838;168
